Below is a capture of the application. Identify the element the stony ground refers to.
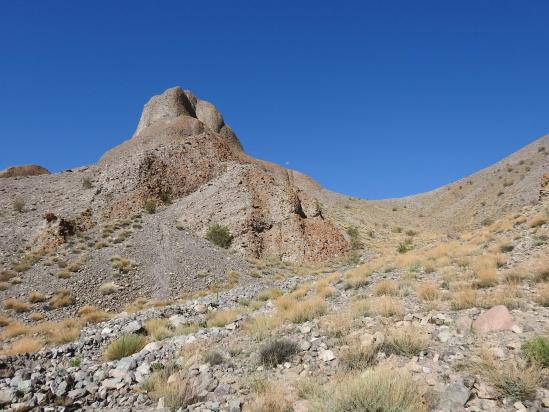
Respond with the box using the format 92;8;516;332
0;200;547;411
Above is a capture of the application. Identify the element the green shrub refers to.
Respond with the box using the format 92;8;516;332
522;336;549;367
104;334;146;361
205;224;233;248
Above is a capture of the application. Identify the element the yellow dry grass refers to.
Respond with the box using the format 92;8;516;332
374;280;399;296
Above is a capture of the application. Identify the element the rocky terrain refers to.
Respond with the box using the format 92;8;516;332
0;86;547;411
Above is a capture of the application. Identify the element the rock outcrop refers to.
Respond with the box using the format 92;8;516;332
0;164;49;178
97;86;348;262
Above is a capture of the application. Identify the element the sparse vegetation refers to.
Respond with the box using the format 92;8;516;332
522;336;549;367
259;339;298;366
382;326;428;356
308;364;427;412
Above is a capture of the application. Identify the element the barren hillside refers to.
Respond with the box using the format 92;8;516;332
0;87;547;412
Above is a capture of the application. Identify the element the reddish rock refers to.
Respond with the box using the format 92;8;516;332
472;305;516;334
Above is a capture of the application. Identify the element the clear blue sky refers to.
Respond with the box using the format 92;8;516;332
1;1;548;199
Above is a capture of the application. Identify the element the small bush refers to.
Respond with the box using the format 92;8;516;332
143;200;156;214
104;334;147;361
205;224;233;248
522;336;549;367
259;339;298;366
69;358;81;367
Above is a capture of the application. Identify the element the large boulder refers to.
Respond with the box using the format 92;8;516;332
472;305;516;334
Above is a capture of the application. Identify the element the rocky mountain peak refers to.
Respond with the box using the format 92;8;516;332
134;86;242;151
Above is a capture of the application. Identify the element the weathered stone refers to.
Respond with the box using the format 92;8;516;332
438;380;470;410
472;305;515;333
318;349;335;362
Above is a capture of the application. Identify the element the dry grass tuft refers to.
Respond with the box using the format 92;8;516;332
257;288;283;301
528;214;547;228
468;350;543;401
364;296;403;317
382;326;429;356
78;305;111;324
104;334;147;361
278;297;327;323
49;289;74;308
1;337;44;355
246;380;294;412
99;282;119;295
343;266;369;289
28;291;46;303
242;315;282;340
374;280;399;296
472;255;498;288
206;308;240;327
450;288;479;310
0;315;12;326
417;282;440;301
144;318;173;340
28;312;44;321
4;298;31;312
309;363;427;412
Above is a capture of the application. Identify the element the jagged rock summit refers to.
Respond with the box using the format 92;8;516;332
98;86;349;262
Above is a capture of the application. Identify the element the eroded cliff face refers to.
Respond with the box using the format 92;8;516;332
96;87;349;262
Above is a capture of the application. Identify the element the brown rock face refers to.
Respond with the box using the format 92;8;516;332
472;305;516;334
97;86;349;262
0;165;49;178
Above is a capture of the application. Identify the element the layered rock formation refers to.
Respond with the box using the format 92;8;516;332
97;87;348;262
